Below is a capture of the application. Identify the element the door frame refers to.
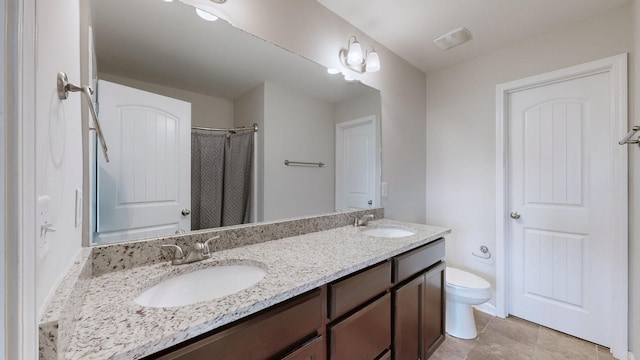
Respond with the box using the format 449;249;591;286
335;115;380;211
5;0;39;358
495;54;628;358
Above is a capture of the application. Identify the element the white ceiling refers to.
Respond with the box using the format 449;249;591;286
317;0;631;73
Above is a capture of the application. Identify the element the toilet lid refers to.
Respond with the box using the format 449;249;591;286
446;267;490;289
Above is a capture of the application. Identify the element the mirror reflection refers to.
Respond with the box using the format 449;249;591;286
89;0;382;245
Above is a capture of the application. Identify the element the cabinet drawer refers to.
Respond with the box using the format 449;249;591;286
281;336;324;360
393;238;444;284
329;261;391;320
153;290;323;360
329;293;391;360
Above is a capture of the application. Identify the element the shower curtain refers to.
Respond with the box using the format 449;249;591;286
191;132;253;230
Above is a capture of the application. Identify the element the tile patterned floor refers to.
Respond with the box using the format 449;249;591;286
431;310;616;360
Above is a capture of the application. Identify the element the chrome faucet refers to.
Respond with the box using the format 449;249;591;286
161;236;219;265
354;213;375;227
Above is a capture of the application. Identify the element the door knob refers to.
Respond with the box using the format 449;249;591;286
510;211;521;219
181;209;191;216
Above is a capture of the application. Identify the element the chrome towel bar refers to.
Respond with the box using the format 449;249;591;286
57;72;110;162
284;160;325;167
619;125;640;146
192;123;258;133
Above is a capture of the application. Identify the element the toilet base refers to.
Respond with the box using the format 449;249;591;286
446;300;478;339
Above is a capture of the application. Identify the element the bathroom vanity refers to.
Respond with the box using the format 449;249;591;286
150;239;445;360
38;215;450;360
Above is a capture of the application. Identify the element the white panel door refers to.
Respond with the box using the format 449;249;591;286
336;116;376;211
508;72;612;346
96;81;191;243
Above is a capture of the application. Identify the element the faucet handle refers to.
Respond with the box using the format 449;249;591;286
161;244;185;261
203;236;220;256
355;213;375;227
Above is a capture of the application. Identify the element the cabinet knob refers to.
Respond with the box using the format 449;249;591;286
510;211;521;219
181;209;191;216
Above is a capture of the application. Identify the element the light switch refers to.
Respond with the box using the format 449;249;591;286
75;189;83;228
381;182;388;197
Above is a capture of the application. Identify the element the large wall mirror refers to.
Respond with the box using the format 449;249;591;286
86;0;382;245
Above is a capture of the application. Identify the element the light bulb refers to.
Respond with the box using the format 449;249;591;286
344;74;356;81
195;8;218;21
347;40;363;65
365;51;380;72
327;68;340;75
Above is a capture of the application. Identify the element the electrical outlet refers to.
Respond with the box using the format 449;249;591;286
381;182;388;197
75;189;83;228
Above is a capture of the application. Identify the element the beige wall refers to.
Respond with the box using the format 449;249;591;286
263;83;336;220
335;92;382;125
631;0;640;355
234;84;265;221
35;0;84;315
425;2;634;350
221;0;427;223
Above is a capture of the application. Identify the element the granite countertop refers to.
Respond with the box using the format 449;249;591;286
64;219;450;359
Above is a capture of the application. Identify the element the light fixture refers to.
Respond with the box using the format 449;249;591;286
195;8;218;21
339;36;381;74
346;37;363;64
364;48;380;72
343;73;357;82
433;27;472;50
327;68;340;75
178;0;232;24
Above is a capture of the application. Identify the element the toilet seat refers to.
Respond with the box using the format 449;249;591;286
446;267;490;290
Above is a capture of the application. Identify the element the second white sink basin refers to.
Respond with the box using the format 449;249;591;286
134;264;267;308
361;227;415;238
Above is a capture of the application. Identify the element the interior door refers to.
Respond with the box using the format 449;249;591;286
95;80;191;243
336;116;377;211
507;71;613;346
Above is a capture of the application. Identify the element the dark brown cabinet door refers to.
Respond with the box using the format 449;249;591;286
423;262;446;359
393;274;424;360
392;261;446;360
330;294;391;360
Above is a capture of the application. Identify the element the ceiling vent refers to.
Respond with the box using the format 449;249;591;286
433;27;472;50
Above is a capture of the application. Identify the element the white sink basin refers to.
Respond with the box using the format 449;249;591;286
134;264;267;308
361;227;415;238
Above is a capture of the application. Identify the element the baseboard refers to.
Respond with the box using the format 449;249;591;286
473;303;496;317
628;351;635;360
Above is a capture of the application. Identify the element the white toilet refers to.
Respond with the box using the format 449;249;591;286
445;267;492;339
